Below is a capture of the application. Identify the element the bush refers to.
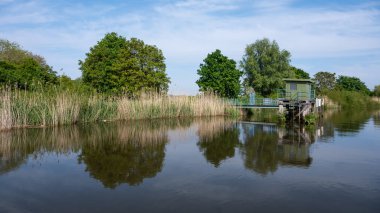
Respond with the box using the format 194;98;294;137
325;90;380;109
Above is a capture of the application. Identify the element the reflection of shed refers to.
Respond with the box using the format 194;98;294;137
281;79;315;101
278;144;313;167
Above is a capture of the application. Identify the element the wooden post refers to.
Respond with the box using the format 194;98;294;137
278;104;284;114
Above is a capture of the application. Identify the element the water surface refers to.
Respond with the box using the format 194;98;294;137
1;111;380;213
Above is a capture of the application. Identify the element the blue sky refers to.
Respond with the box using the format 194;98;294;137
1;0;379;94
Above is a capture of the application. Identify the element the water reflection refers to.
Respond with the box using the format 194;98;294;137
327;110;372;135
77;122;170;188
239;123;313;175
195;118;316;173
1;109;377;188
1;111;379;213
0;127;81;175
373;110;380;127
0;119;191;188
298;109;376;143
197;118;239;167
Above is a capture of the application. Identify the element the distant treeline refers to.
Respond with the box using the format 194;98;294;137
1;33;379;104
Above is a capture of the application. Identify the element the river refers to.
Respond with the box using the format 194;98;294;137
0;110;379;213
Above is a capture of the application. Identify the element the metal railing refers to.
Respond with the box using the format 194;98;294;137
229;97;278;106
229;89;316;107
277;89;315;101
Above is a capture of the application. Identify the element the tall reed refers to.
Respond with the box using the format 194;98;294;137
324;90;380;109
0;89;12;130
0;89;239;130
117;93;228;120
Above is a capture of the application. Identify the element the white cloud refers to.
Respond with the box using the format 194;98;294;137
1;0;379;94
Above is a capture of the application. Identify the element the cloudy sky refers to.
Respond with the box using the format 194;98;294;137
1;0;379;94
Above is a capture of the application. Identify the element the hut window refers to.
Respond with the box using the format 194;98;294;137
290;83;297;90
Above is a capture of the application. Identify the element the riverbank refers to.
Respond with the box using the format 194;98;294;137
323;90;380;110
0;89;239;131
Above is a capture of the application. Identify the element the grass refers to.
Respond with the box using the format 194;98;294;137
0;88;240;130
324;90;380;110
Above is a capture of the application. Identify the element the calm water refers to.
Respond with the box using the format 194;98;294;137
1;111;380;213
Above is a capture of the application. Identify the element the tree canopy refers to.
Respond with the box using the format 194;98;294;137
79;32;170;96
291;66;310;79
0;39;58;89
374;85;380;97
196;49;242;98
313;71;336;93
240;38;293;96
336;75;370;94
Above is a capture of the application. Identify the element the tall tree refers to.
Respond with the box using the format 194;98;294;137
336;75;370;95
240;38;293;96
79;32;170;96
196;49;242;98
0;39;58;89
313;71;336;93
374;85;380;97
291;66;310;79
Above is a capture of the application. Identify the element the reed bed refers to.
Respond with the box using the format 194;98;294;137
117;93;228;120
0;89;238;130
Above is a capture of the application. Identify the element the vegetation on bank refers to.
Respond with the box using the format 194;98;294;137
323;90;380;110
314;71;379;109
0;88;238;130
0;39;58;89
79;33;170;97
196;49;242;98
1;33;380;130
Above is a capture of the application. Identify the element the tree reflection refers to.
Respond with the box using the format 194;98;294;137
329;110;371;135
78;121;168;188
0;126;81;174
373;110;380;127
240;123;313;175
197;118;239;167
0;119;192;188
316;109;374;140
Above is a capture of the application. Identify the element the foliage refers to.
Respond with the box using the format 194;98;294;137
196;49;242;98
79;32;170;97
57;75;94;94
304;114;316;125
0;88;236;130
0;39;58;89
240;38;293;96
325;90;380;110
277;112;286;124
374;85;380;97
291;66;310;79
313;71;336;93
336;75;370;95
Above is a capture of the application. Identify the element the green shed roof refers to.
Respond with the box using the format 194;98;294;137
283;78;314;83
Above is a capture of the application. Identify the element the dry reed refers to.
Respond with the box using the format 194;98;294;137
0;89;238;130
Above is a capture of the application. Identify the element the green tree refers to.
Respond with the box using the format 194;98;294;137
374;85;380;97
79;32;170;96
291;66;310;79
0;39;58;89
336;75;370;95
240;38;293;96
313;71;336;93
196;49;242;98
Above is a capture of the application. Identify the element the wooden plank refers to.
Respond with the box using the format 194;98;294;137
240;121;277;126
234;105;279;109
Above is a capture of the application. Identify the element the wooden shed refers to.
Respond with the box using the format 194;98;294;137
281;78;315;101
